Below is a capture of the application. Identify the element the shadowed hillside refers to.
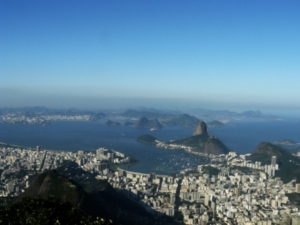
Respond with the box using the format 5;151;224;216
17;169;108;218
20;161;178;225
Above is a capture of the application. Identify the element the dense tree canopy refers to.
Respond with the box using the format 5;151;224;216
0;196;113;225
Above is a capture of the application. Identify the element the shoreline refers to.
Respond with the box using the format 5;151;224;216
0;141;141;168
0;142;69;153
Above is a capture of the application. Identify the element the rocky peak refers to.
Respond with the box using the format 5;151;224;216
193;121;208;136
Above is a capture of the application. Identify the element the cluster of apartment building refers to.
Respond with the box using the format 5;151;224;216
1;114;49;124
93;151;300;225
226;152;279;178
1;113;93;125
0;146;134;198
175;152;300;225
105;169;178;217
2;144;300;224
42;114;91;121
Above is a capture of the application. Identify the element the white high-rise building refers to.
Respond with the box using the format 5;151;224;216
271;156;277;167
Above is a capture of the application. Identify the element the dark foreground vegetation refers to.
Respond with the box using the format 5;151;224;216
0;196;113;225
0;161;179;225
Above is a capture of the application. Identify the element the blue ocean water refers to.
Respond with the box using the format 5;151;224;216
1;119;299;174
209;119;300;153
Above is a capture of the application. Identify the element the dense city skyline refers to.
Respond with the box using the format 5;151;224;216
1;1;300;114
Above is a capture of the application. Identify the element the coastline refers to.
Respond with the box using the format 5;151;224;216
0;141;140;168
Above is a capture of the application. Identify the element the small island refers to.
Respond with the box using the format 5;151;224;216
137;134;157;144
206;120;224;127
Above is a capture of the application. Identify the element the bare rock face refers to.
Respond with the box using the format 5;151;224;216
203;136;228;154
193;121;208;136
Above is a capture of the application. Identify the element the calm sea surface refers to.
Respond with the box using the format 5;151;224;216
1;120;299;174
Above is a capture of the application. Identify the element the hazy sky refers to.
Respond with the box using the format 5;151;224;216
1;1;300;112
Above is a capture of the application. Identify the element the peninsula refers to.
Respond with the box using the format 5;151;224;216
137;121;229;155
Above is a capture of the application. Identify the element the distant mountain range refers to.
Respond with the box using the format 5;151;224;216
132;117;163;129
120;109;171;119
120;110;199;127
187;108;281;121
0;107;282;125
119;108;281;125
164;114;199;127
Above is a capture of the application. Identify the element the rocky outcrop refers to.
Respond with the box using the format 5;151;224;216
203;136;228;154
193;121;208;136
133;117;163;129
171;122;228;154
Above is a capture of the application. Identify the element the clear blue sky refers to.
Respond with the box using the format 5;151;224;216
1;0;299;113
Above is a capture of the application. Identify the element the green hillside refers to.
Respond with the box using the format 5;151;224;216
247;142;300;165
247;142;300;183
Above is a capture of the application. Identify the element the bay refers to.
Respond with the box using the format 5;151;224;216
1;119;299;174
0;121;201;175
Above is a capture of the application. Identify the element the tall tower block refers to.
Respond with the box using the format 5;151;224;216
271;156;277;167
